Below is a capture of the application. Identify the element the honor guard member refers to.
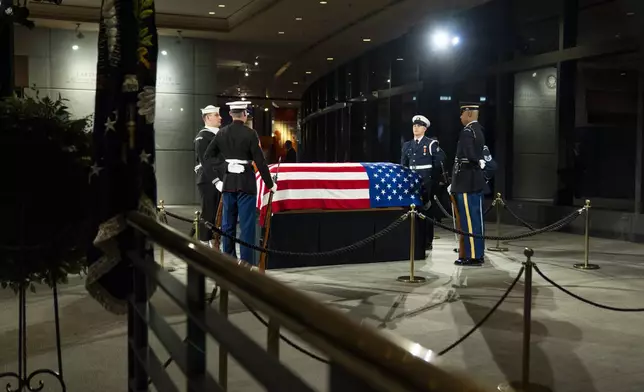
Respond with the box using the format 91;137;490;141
205;101;276;267
401;114;445;250
194;105;222;248
448;103;487;266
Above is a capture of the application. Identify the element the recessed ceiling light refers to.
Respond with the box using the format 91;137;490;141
208;11;215;15
293;81;299;85
278;31;285;35
320;1;327;4
306;71;312;74
295;17;302;21
245;72;249;77
326;57;334;61
288;103;292;105
72;45;79;50
218;4;225;7
363;38;371;42
161;50;167;55
396;58;404;61
288;90;293;93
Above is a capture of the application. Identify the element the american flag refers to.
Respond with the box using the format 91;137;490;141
256;162;423;225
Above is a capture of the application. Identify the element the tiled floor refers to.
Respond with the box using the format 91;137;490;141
1;207;643;391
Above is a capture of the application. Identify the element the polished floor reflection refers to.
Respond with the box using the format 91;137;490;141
1;212;643;391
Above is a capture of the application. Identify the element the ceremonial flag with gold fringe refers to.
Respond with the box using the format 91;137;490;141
86;0;158;314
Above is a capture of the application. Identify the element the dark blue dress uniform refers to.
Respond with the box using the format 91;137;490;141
401;115;445;249
205;101;275;266
194;106;222;246
450;104;487;266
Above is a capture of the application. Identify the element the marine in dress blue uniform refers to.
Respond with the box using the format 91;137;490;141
401;115;445;250
449;104;487;266
205;101;276;267
194;105;222;247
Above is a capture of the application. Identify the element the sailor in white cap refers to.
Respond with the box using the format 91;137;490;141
401;114;445;251
194;105;222;247
204;101;276;268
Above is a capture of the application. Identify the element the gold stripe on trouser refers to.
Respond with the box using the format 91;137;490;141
463;193;476;258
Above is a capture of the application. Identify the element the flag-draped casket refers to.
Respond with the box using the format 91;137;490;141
255;162;424;226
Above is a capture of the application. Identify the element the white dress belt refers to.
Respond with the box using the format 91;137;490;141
410;164;432;170
226;159;249;174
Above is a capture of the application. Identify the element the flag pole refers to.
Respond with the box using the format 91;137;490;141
259;157;281;272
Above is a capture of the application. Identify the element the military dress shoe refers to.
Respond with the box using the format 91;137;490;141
454;258;484;266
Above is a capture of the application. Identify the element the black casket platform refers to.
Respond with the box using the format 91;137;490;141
263;208;426;269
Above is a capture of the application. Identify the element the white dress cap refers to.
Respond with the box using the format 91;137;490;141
200;105;220;115
412;115;430;127
226;101;252;110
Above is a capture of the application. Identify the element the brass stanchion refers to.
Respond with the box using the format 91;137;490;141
498;248;551;392
194;211;200;241
397;205;426;284
574;200;599;270
488;193;508;252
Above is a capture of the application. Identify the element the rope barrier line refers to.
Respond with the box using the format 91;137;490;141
533;265;644;312
241;302;330;364
419;208;583;241
162;205;582;251
202;214;410;257
164;210;194;223
438;266;525;356
501;203;537;231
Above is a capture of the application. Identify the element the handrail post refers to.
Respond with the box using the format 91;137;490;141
397;205;426;284
219;289;229;391
128;247;149;391
267;318;280;358
488;193;508;252
573;200;600;270
158;200;166;269
186;264;206;391
498;248;551;392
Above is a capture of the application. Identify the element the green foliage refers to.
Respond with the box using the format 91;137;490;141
0;88;92;292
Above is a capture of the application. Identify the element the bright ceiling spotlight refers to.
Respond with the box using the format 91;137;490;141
431;30;460;50
431;31;450;50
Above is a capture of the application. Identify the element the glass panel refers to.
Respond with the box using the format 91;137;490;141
577;0;644;46
391;35;418;88
326;71;337;106
337;65;347;101
513;0;561;58
572;52;639;209
369;46;391;92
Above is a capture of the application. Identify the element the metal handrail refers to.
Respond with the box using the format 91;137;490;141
127;211;488;392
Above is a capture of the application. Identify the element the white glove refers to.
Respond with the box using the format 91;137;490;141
270;184;278;193
214;181;223;192
479;159;486;169
228;163;245;174
447;184;452;194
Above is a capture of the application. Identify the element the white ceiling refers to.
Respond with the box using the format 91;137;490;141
27;0;488;102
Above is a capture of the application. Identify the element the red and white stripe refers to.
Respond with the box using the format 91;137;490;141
255;163;371;226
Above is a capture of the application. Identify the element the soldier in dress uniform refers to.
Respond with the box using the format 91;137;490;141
194;105;222;248
401;114;445;250
205;101;276;267
448;103;487;266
